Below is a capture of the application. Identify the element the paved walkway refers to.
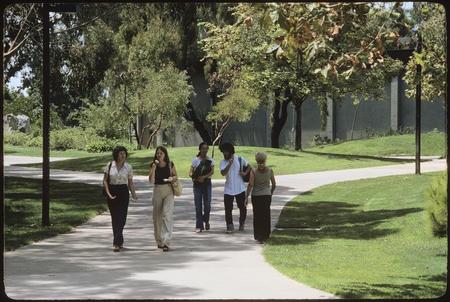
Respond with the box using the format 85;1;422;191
4;156;447;299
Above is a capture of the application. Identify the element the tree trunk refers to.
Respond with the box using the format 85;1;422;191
271;88;291;148
350;101;361;140
294;99;305;151
179;3;215;144
132;121;140;147
184;102;212;144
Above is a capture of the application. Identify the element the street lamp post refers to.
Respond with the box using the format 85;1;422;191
41;3;78;226
415;31;422;175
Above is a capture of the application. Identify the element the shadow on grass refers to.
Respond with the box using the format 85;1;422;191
335;281;447;299
302;150;418;163
5;177;107;251
269;201;422;244
419;273;447;282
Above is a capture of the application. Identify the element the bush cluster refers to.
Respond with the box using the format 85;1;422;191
5;128;137;153
425;173;447;237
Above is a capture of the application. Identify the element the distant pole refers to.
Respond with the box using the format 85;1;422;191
42;3;50;226
415;31;422;175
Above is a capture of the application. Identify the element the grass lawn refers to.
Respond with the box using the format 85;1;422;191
264;172;447;299
4;177;108;251
16;146;413;178
4;144;101;158
306;131;446;157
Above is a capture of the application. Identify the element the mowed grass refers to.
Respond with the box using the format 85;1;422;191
4;144;101;158
4;177;108;251
306;131;446;157
264;172;447;299
17;146;412;178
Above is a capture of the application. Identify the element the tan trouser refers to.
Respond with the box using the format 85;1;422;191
152;184;175;247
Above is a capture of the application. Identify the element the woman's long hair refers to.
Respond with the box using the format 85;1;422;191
197;142;209;157
153;146;170;165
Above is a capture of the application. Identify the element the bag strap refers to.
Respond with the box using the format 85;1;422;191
238;156;243;172
168;161;173;177
106;162;112;184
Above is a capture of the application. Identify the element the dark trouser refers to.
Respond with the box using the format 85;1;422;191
193;179;212;230
224;191;247;226
251;195;272;242
107;184;129;247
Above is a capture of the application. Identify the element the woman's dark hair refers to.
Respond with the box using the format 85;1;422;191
219;142;235;154
112;146;128;162
197;142;209;157
154;146;170;164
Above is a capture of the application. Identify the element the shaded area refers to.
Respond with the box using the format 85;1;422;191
271;200;422;243
5;177;107;251
335;281;447;299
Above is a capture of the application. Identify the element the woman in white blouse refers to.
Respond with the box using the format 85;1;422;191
103;146;138;252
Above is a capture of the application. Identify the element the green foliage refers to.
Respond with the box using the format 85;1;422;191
50;128;94;151
200;3;405;150
425;173;448;237
76;97;130;139
85;140;118;153
4;132;30;146
207;86;259;123
404;3;446;101
364;127;415;139
125;64;194;148
127;17;182;71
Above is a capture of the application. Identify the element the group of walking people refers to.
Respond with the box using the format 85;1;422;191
102;142;276;253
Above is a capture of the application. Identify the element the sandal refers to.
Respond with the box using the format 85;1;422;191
162;245;169;252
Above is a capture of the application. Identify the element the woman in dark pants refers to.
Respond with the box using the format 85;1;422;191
103;146;138;252
245;152;276;243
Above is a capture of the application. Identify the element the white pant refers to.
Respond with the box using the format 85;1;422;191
152;184;174;247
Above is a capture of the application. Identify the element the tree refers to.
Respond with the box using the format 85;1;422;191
404;3;446;101
3;3;41;83
3;3;125;125
201;3;404;150
206;86;259;157
126;65;194;149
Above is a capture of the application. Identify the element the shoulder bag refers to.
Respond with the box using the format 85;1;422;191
169;161;183;196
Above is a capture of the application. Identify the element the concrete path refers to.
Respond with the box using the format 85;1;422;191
3;156;447;299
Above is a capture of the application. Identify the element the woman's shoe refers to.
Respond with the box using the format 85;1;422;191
157;245;164;249
195;228;202;233
205;222;210;230
113;245;120;252
162;245;169;252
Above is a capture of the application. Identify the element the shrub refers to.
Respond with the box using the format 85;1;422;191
25;136;43;148
425;173;447;237
311;134;332;147
85;140;118;153
4;131;31;146
50;128;101;151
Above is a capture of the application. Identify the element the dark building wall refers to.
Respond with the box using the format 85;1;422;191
398;78;445;132
173;74;445;148
335;85;391;141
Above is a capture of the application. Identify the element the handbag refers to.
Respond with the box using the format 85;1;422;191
169;161;183;196
102;162;112;197
238;156;250;183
